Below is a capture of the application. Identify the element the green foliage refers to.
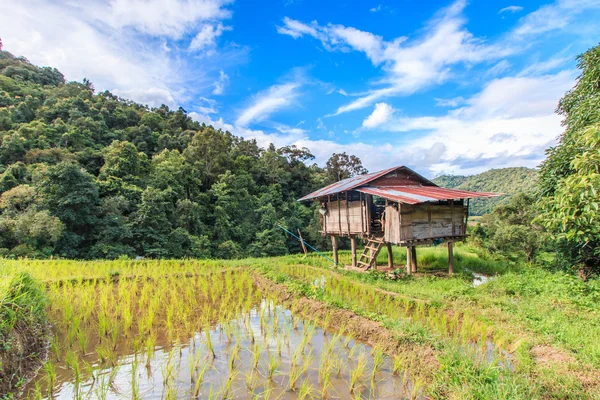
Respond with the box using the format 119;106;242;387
0;51;331;259
538;45;600;272
433;167;538;215
474;193;546;262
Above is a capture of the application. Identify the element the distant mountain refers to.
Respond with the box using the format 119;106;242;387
432;167;538;215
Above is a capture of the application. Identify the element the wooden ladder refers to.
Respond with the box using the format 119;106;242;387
357;236;385;270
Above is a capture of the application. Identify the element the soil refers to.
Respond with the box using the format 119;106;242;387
0;319;50;398
530;345;574;365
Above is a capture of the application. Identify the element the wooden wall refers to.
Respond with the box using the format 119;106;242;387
322;198;367;235
385;200;467;244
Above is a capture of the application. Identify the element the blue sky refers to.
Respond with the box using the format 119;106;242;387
1;0;600;176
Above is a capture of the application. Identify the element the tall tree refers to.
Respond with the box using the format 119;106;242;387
325;152;368;183
538;44;600;274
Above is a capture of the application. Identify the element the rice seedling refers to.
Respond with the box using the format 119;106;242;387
193;361;212;399
43;361;56;397
371;346;385;382
349;352;368;394
299;379;318;400
266;351;280;381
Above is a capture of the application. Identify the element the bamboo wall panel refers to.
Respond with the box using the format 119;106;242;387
384;205;401;244
409;204;466;240
323;200;367;234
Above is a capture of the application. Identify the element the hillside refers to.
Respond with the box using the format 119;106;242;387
433;167;538;215
0;51;327;259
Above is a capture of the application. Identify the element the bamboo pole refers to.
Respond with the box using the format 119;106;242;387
386;243;393;269
406;246;412;275
351;236;357;268
448;241;454;275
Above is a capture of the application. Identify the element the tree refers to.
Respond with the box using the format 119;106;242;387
538;44;600;274
99;140;146;182
34;162;100;257
480;193;545;262
325;152;368;183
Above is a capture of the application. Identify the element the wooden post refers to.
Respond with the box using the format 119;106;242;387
298;229;307;256
448;241;454;275
351;236;357;268
406;246;412;274
386;243;393;269
331;235;339;266
411;246;417;273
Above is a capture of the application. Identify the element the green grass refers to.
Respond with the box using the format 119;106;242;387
1;269;48;397
0;271;47;343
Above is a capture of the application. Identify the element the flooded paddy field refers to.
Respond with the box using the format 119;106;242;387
6;254;600;400
24;270;411;399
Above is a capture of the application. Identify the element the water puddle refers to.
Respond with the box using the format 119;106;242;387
472;272;493;287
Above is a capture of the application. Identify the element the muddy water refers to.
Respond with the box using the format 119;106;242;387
31;300;408;399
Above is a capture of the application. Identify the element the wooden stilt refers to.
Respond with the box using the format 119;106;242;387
448;241;454;275
331;235;339;266
411;246;417;273
406;246;412;274
351;236;357;268
386;242;393;269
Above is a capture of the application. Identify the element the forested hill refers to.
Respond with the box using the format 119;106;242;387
433;167;538;215
0;51;342;259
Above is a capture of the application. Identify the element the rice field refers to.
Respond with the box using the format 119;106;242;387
19;268;410;399
4;248;600;399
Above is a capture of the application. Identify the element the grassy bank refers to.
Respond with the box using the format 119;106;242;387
0;271;48;398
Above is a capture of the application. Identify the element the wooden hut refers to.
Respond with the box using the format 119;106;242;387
298;166;499;274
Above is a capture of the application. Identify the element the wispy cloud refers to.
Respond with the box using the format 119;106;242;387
278;0;509;115
435;96;466;107
370;4;382;12
498;5;524;14
512;0;600;36
189;23;232;51
212;70;229;95
236;79;303;126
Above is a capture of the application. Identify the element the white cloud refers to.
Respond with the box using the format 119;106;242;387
236;82;301;126
376;70;576;175
512;0;600;37
189;23;231;51
96;0;232;38
190;67;576;176
278;1;510;115
212;70;229;95
486;59;512;77
499;5;524;14
276;16;319;39
0;0;235;108
362;102;394;128
435;96;466;107
370;4;382;12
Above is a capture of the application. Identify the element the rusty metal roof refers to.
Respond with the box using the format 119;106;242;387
356;186;501;205
298;166;434;201
298;166;398;201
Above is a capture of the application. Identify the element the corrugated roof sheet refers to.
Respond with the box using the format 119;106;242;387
298;165;437;201
297;166;400;201
356;186;501;205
